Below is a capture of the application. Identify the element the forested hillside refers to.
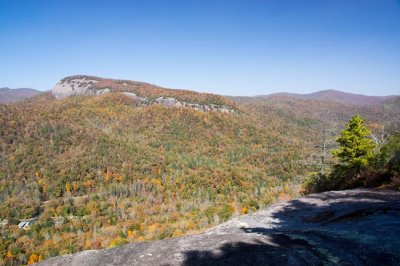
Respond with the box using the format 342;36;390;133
0;77;398;265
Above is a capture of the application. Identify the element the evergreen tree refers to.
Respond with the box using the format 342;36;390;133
332;114;375;171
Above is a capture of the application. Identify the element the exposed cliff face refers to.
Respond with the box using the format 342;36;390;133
52;77;107;98
154;96;235;113
38;189;400;266
52;75;237;113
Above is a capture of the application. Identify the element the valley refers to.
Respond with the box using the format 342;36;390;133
0;76;399;265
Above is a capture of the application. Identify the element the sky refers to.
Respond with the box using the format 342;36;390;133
0;0;399;96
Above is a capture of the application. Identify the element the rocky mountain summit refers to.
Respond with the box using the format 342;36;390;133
52;75;237;113
39;189;400;266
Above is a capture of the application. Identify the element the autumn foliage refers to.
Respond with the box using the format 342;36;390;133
0;87;398;265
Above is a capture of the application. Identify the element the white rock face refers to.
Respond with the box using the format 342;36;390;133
122;92;147;102
154;96;237;113
52;78;103;99
155;96;179;106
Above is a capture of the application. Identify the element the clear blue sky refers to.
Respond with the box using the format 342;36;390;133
1;0;399;96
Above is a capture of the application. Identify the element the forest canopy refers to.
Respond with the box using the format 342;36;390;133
1;90;399;265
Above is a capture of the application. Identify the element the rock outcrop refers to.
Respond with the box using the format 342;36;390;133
154;96;235;113
52;77;108;98
51;76;237;113
39;189;400;266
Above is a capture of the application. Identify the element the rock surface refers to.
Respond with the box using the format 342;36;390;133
38;189;400;266
52;77;104;98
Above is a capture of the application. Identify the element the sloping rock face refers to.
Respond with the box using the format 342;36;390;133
52;77;108;98
39;189;400;266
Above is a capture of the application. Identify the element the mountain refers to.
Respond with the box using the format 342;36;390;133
0;87;42;104
52;75;236;113
38;189;400;266
0;75;399;265
258;89;395;106
0;76;312;265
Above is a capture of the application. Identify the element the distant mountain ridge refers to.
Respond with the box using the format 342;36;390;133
259;89;396;106
0;87;42;104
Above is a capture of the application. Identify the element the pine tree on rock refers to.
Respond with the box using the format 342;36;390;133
332;114;375;172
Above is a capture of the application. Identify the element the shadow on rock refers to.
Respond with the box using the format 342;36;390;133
182;189;400;266
182;236;324;266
